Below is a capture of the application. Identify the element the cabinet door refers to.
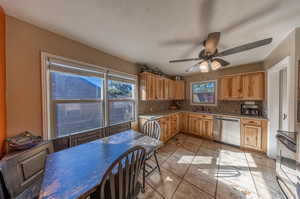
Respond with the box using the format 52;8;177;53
163;78;169;99
155;76;164;100
242;72;265;100
169;80;175;99
158;118;167;142
180;113;188;132
166;117;171;140
139;74;147;100
189;116;198;135
174;81;185;100
149;74;156;100
231;75;242;99
179;81;185;99
196;119;202;136
219;77;231;100
243;125;262;150
201;119;213;138
170;114;177;136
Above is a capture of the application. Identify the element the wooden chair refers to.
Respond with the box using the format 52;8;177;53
90;146;146;199
141;120;161;191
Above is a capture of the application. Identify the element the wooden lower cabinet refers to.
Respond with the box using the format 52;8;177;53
241;118;267;152
180;112;189;133
170;113;179;136
201;119;213;138
189;115;201;135
139;113;267;153
242;125;262;150
188;114;213;139
158;116;170;142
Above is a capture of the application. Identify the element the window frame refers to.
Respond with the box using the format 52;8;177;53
190;80;218;106
41;52;138;139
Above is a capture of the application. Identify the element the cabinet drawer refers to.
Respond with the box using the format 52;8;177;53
241;119;262;126
199;114;213;120
189;114;213;120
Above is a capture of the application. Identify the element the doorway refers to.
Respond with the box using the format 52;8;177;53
279;68;288;131
267;57;290;158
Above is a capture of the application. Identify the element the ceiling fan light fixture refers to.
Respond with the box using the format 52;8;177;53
199;61;209;73
211;60;222;70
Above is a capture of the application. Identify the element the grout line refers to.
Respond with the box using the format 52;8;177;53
182;177;216;198
170;177;184;199
245;151;261;199
215;147;221;199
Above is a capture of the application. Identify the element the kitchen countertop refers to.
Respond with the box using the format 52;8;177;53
138;110;268;120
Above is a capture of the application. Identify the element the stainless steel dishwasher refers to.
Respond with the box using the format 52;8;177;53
213;116;241;146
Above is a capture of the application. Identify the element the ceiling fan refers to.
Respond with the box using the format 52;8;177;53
169;32;272;73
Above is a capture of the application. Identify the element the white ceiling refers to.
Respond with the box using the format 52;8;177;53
1;0;300;75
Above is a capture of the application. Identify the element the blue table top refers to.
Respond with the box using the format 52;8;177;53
39;130;162;199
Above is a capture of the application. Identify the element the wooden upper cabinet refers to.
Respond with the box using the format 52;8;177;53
139;72;185;101
155;76;164;100
168;80;175;100
231;75;243;99
140;72;155;100
219;72;265;101
174;80;185;100
219;77;231;100
242;72;265;100
163;78;169;100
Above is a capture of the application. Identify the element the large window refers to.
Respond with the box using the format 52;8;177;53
191;80;217;105
44;55;137;138
50;71;104;137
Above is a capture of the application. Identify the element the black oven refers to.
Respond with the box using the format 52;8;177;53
276;130;299;199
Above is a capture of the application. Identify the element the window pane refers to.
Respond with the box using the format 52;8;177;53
109;101;134;125
108;80;134;99
192;81;216;104
55;102;103;137
51;71;103;100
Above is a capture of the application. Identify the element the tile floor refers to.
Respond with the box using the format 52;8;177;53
138;133;284;199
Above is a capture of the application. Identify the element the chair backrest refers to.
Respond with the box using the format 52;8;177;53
108;122;131;135
1;141;53;198
142;120;161;140
98;146;146;199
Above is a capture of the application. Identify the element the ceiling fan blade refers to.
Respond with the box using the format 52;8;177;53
205;32;221;55
216;38;272;57
169;58;201;63
212;58;230;67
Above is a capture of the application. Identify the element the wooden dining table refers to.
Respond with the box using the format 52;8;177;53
39;130;163;199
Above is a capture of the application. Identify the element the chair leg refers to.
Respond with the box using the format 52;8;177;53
142;162;145;193
154;151;161;174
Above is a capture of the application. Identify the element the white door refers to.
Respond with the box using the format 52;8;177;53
279;68;288;131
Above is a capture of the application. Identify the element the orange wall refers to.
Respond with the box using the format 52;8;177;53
0;7;6;156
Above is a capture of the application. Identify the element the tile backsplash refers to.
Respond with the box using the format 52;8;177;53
139;99;266;116
178;100;264;114
139;100;173;114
